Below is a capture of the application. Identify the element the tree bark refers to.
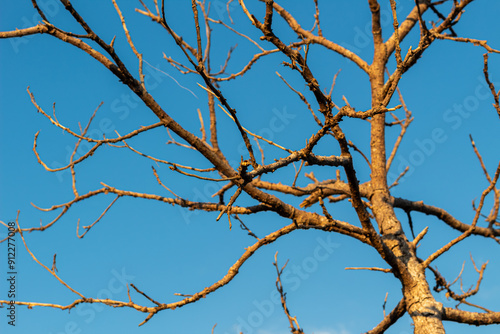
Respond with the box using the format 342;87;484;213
368;6;445;329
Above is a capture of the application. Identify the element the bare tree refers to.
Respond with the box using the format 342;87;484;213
1;1;500;333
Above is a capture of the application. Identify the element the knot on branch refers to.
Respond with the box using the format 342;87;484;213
195;64;205;73
238;159;252;183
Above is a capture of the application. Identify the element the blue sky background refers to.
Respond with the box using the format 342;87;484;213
1;1;499;333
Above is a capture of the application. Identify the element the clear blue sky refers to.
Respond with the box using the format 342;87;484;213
1;1;500;334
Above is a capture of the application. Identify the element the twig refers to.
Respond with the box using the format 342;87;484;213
16;214;84;298
276;71;322;126
389;0;403;67
76;196;120;238
112;0;145;88
386;82;413;170
422;163;500;268
235;215;259;240
345;267;392;273
469;135;499;225
273;252;303;334
170;165;240;182
130;283;162;306
152;167;181;198
197;108;207;142
217;103;292;153
483;53;500;119
292;161;304;187
382;292;389;317
51;253;58;273
348;140;371;168
120;138;215;172
216;187;242;226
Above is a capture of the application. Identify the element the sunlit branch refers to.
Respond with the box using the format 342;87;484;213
432;33;500;54
389;0;402;67
217;103;292;153
483;53;500;119
270;1;370;73
121;139;216;172
392;197;500;240
76;196;120;238
17;214;84;298
273;253;303;334
386;84;413;170
29;88;163;145
276;71;323;127
422;163;500;267
428;256;489;311
470;135;500;225
442;308;500;325
112;0;145;88
366;297;406;334
385;1;429;56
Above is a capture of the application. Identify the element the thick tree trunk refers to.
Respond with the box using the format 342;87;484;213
369;46;445;333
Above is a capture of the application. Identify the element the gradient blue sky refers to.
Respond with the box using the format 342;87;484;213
1;1;500;334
